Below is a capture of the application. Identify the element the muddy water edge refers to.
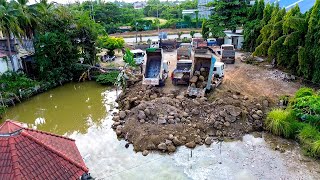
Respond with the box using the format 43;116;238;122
3;81;320;179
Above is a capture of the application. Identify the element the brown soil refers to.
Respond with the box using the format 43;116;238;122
111;50;301;155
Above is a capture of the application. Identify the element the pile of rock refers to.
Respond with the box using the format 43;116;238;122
189;68;209;89
113;83;270;155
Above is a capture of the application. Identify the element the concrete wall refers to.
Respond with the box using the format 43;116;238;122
0;58;8;74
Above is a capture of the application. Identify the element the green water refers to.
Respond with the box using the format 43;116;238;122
3;81;110;135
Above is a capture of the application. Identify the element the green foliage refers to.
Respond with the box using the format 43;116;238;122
0;71;38;94
189;30;196;38
0;105;7;118
298;124;319;142
123;49;137;67
201;20;209;40
207;0;248;34
266;109;298;138
96;71;120;85
97;36;125;56
294;87;314;98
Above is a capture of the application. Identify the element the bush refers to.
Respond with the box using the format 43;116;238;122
265;109;298;138
312;139;320;157
0;71;38;94
298;124;319;142
96;71;119;85
291;95;320;128
294;87;314;98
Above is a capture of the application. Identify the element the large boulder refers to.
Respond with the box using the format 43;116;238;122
185;141;196;148
138;111;146;120
119;111;126;119
205;137;213;145
158;143;167;151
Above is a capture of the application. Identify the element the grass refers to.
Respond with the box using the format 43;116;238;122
312;139;320;157
294;87;314;98
265;109;297;138
298;124;319;141
143;17;167;25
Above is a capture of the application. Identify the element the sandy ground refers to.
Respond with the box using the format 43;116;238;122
163;50;300;100
101;48;300;101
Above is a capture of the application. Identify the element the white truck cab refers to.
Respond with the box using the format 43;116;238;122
130;49;145;65
213;61;225;78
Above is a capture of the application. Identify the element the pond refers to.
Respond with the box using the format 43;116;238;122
3;82;320;179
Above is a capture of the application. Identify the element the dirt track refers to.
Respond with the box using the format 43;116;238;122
163;50;300;100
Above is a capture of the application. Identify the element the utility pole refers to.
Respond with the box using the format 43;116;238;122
157;5;159;34
135;22;138;43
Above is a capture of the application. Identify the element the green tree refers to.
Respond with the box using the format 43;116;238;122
0;0;23;71
207;0;248;35
97;36;125;56
201;20;209;40
190;30;196;38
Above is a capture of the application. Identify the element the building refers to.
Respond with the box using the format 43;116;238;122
223;30;244;49
0;33;35;74
0;120;90;179
198;0;214;19
133;1;147;9
182;9;198;19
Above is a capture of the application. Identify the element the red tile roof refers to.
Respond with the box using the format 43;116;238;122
0;120;88;180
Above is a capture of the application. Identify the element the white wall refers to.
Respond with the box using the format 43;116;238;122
0;58;9;74
224;37;232;45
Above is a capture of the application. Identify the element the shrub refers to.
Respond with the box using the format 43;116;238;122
298;124;319;142
291;95;320;128
312;139;320;157
96;71;119;85
0;71;38;94
294;87;314;98
265;109;298;138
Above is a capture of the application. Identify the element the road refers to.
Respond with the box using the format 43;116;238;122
123;33;202;43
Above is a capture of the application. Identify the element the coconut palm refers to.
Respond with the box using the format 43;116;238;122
13;0;38;38
0;0;23;71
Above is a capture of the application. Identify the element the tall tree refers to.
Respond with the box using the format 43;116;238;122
0;0;22;71
207;0;248;37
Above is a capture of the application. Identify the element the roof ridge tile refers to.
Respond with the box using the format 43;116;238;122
23;128;75;141
20;131;88;172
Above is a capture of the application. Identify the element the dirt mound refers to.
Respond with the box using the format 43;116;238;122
113;83;271;154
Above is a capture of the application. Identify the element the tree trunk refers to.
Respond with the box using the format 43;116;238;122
6;32;15;71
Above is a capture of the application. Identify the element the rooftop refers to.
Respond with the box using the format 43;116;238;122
0;120;88;180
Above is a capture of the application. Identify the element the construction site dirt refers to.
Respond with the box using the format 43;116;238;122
112;50;301;155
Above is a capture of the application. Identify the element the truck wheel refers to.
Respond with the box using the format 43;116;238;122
172;80;177;86
159;79;165;87
163;46;168;51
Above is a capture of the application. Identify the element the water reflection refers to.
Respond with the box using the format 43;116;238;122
4;82;109;135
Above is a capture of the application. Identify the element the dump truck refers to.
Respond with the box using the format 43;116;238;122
191;38;204;49
142;48;168;86
172;59;192;85
159;39;176;51
220;44;235;64
130;49;145;65
187;49;225;97
177;43;192;60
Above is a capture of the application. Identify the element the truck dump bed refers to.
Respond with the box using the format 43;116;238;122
143;48;163;85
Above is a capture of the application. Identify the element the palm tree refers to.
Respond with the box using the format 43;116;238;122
0;0;23;71
13;0;38;38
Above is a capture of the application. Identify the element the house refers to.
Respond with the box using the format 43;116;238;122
223;30;244;49
182;9;198;19
133;1;147;9
0;120;90;179
198;0;214;19
0;35;35;74
119;26;132;33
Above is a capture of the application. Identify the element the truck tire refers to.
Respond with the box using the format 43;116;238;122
158;79;165;87
172;79;177;86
